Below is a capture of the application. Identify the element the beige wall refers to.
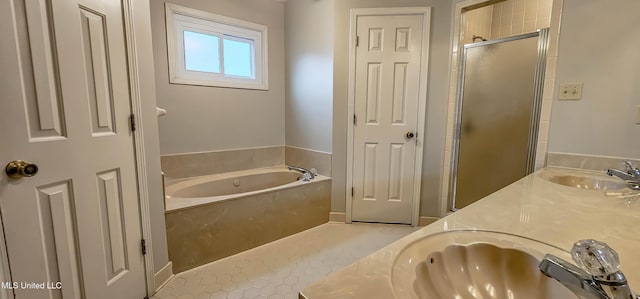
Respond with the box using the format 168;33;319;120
285;0;334;153
151;0;454;218
150;0;286;155
548;0;640;159
331;0;453;217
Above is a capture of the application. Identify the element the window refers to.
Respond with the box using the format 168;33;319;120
165;4;268;90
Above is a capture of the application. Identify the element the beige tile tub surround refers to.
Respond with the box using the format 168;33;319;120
547;152;640;172
161;146;333;180
301;167;640;298
284;146;332;176
161;146;284;179
165;177;331;273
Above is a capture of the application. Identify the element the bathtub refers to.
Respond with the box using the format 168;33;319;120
164;166;331;272
165;167;307;211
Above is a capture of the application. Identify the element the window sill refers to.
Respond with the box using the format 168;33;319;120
169;76;269;90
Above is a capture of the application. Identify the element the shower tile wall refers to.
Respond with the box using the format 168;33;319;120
460;6;493;45
491;0;552;39
461;0;553;46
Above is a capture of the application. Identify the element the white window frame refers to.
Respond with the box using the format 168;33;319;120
165;3;269;90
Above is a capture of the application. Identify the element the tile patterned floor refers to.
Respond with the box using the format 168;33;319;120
152;223;419;299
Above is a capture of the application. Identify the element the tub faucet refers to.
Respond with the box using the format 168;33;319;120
539;239;638;299
287;165;315;182
607;160;640;190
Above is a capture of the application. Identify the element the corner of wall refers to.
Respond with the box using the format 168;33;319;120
131;0;170;275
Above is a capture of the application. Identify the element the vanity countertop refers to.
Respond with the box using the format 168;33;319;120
300;167;640;298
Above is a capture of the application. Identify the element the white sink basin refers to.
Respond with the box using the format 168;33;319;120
545;174;628;191
391;230;578;299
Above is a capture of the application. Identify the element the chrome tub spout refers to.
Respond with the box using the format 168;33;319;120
287;165;315;181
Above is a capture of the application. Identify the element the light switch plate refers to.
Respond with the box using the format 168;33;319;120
636;105;640;124
558;83;583;100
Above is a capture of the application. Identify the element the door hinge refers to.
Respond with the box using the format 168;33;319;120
351;187;354;197
353;114;357;125
356;36;359;47
141;239;147;255
129;114;136;132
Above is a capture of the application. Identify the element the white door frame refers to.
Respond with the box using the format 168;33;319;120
0;0;157;297
345;7;431;226
122;0;157;295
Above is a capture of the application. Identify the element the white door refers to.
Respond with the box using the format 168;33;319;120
0;0;147;298
351;13;427;224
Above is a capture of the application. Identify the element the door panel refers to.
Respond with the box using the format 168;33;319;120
20;0;67;140
0;0;146;298
80;7;117;136
391;63;409;124
365;63;381;123
388;143;405;201
96;169;129;283
351;14;424;224
35;180;83;299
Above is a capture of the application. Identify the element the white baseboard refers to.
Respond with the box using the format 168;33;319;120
154;261;174;293
419;216;439;227
330;213;436;226
329;212;346;223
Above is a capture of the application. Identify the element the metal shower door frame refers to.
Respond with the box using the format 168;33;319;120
449;28;550;211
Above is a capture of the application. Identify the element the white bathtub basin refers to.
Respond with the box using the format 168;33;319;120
167;170;301;198
391;230;578;299
163;166;329;212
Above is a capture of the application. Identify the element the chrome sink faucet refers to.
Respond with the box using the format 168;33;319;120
287;165;316;181
607;160;640;190
539;239;638;299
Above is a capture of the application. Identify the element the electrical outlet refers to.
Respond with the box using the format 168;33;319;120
558;83;583;100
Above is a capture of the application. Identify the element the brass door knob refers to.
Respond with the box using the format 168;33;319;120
5;160;39;179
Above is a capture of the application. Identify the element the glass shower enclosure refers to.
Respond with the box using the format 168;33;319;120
451;29;549;210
